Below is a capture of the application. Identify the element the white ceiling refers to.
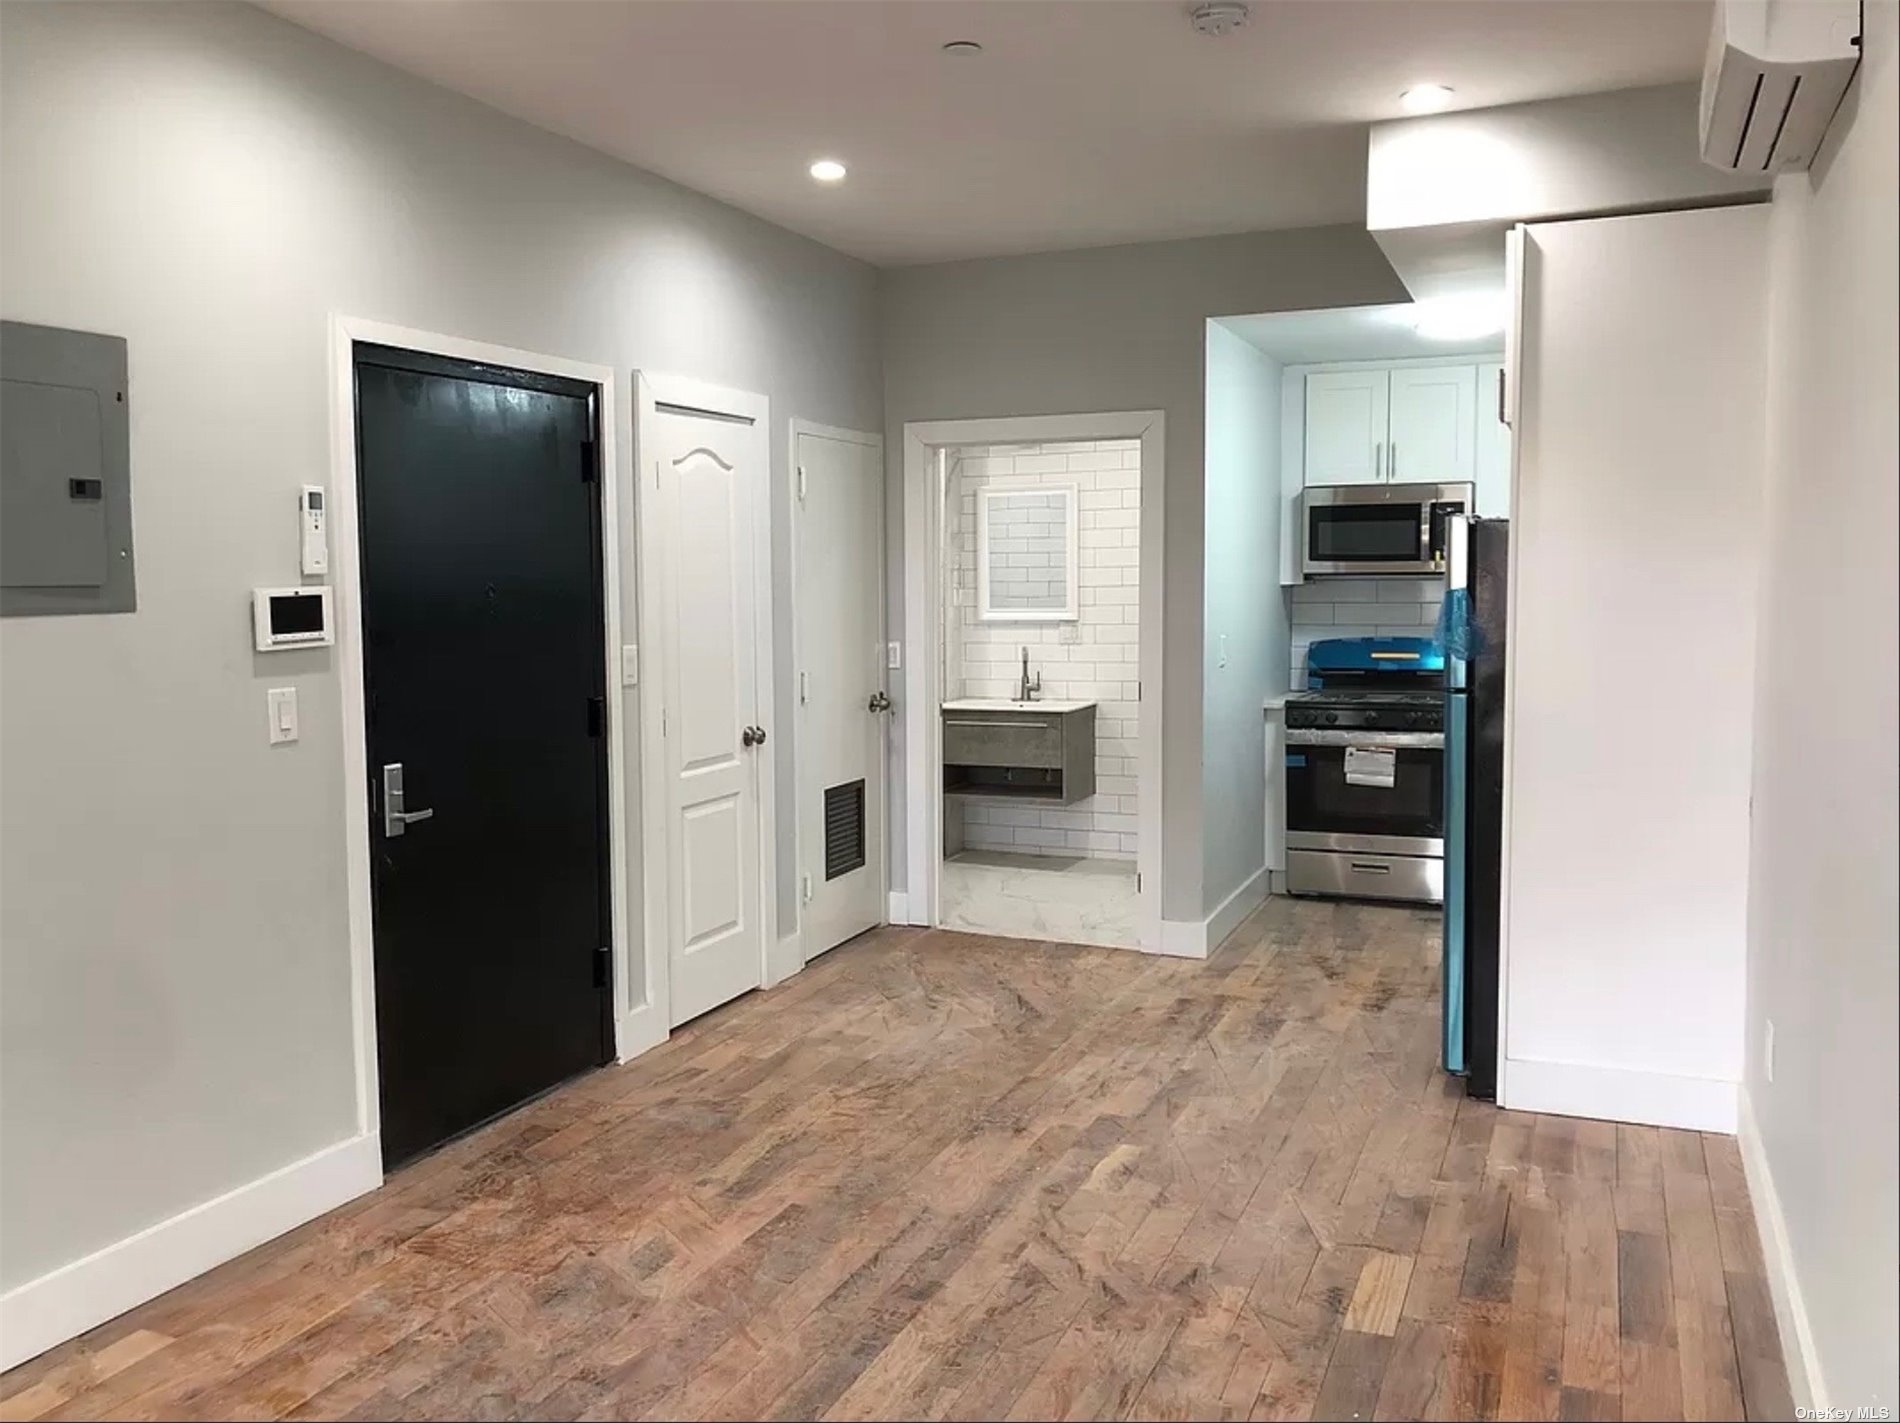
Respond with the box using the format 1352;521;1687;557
1221;300;1505;364
264;0;1715;267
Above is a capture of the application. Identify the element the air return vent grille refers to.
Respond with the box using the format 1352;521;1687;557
824;780;866;881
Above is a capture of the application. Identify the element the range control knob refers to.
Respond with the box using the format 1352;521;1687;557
1324;711;1339;726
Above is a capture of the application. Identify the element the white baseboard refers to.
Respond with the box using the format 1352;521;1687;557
1738;1090;1824;1413
766;930;805;987
1155;866;1268;960
1502;1056;1739;1132
615;999;668;1063
887;890;912;926
0;1132;382;1371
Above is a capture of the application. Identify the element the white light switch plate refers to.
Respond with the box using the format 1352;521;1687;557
267;687;299;744
886;641;902;671
621;644;639;686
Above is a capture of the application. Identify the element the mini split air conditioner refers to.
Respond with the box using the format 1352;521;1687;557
1700;0;1861;173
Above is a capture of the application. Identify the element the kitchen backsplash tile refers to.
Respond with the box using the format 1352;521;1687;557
1288;576;1446;687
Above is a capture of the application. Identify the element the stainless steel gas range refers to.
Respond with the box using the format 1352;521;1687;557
1283;641;1446;905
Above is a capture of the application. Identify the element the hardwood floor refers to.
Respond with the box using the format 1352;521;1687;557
1;897;1792;1422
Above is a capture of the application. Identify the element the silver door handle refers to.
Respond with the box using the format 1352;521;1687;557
868;691;892;713
1389;442;1398;480
381;763;435;838
1351;861;1393;874
1373;441;1382;481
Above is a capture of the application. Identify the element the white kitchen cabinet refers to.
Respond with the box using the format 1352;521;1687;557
1302;369;1390;486
1387;363;1477;484
1474;360;1512;516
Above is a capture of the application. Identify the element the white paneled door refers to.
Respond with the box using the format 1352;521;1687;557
794;426;886;959
649;389;767;1026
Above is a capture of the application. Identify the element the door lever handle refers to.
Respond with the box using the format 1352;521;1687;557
381;763;435;838
867;691;892;714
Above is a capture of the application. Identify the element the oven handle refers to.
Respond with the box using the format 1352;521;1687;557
1285;730;1444;749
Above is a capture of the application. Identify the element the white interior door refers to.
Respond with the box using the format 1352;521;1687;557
652;398;765;1025
1387;363;1478;484
795;427;886;959
1303;369;1391;485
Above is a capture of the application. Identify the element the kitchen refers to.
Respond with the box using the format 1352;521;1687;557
1223;201;1755;1115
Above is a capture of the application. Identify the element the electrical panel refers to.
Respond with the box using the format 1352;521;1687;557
1;320;135;616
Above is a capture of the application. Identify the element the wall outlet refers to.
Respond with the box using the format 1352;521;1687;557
1058;622;1081;645
1763;1018;1775;1083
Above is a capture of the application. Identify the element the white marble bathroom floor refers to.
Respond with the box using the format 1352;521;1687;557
938;850;1140;950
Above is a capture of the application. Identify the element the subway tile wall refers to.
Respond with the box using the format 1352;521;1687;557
946;440;1141;860
1287;576;1446;688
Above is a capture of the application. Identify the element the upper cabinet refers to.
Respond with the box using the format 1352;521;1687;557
1474;360;1511;519
1386;364;1477;484
1302;370;1390;486
1303;361;1480;488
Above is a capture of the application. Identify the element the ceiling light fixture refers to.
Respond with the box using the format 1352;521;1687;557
1410;292;1506;341
808;159;847;184
941;40;983;56
1400;83;1456;114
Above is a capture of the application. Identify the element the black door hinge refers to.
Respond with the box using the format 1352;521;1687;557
593;944;610;988
587;695;605;737
581;435;598;483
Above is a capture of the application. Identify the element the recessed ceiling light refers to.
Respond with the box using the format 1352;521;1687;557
1410;292;1506;341
941;40;983;56
1400;84;1456;114
808;159;847;184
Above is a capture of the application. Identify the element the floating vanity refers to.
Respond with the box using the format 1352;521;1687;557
941;699;1097;804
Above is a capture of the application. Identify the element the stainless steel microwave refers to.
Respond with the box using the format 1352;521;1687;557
1301;482;1474;578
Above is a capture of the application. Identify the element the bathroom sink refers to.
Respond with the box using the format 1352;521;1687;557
940;697;1097;714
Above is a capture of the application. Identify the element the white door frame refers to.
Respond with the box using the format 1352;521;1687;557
785;419;889;974
327;316;634;1155
632;371;777;1029
901;411;1166;952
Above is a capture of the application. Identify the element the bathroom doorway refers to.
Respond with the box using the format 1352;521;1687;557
901;413;1163;951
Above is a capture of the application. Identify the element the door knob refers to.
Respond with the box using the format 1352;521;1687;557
741;725;767;747
867;690;892;714
381;763;435;838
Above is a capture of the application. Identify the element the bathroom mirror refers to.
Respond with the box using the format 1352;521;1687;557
976;483;1079;622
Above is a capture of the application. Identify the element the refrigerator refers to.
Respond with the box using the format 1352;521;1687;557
1441;515;1509;1099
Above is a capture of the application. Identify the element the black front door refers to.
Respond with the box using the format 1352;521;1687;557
354;343;611;1168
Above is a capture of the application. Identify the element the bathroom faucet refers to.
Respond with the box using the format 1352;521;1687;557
1018;646;1041;702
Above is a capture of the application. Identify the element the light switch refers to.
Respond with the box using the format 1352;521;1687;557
621;643;639;687
267;687;298;744
886;641;902;671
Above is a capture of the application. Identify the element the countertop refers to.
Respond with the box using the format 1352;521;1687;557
942;698;1097;715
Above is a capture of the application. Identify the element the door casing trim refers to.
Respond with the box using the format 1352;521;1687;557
901;410;1166;952
632;372;776;1030
785;420;888;975
328;316;635;1160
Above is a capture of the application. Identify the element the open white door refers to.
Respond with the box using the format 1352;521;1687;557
643;380;770;1026
794;425;886;959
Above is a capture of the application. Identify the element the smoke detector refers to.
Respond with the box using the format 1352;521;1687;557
1190;2;1250;38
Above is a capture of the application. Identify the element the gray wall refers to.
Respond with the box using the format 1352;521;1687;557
1201;322;1284;912
1746;3;1898;1408
0;0;878;1291
879;230;1405;923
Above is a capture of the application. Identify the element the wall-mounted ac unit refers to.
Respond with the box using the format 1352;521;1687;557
1699;0;1861;173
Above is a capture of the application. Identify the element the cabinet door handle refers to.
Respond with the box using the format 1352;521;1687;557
1373;441;1383;481
1497;368;1507;425
1389;442;1398;481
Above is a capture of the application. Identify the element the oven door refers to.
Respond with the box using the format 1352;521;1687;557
1302;483;1471;577
1284;730;1444;854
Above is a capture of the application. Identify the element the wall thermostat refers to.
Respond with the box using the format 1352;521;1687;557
253;585;334;651
300;484;328;575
